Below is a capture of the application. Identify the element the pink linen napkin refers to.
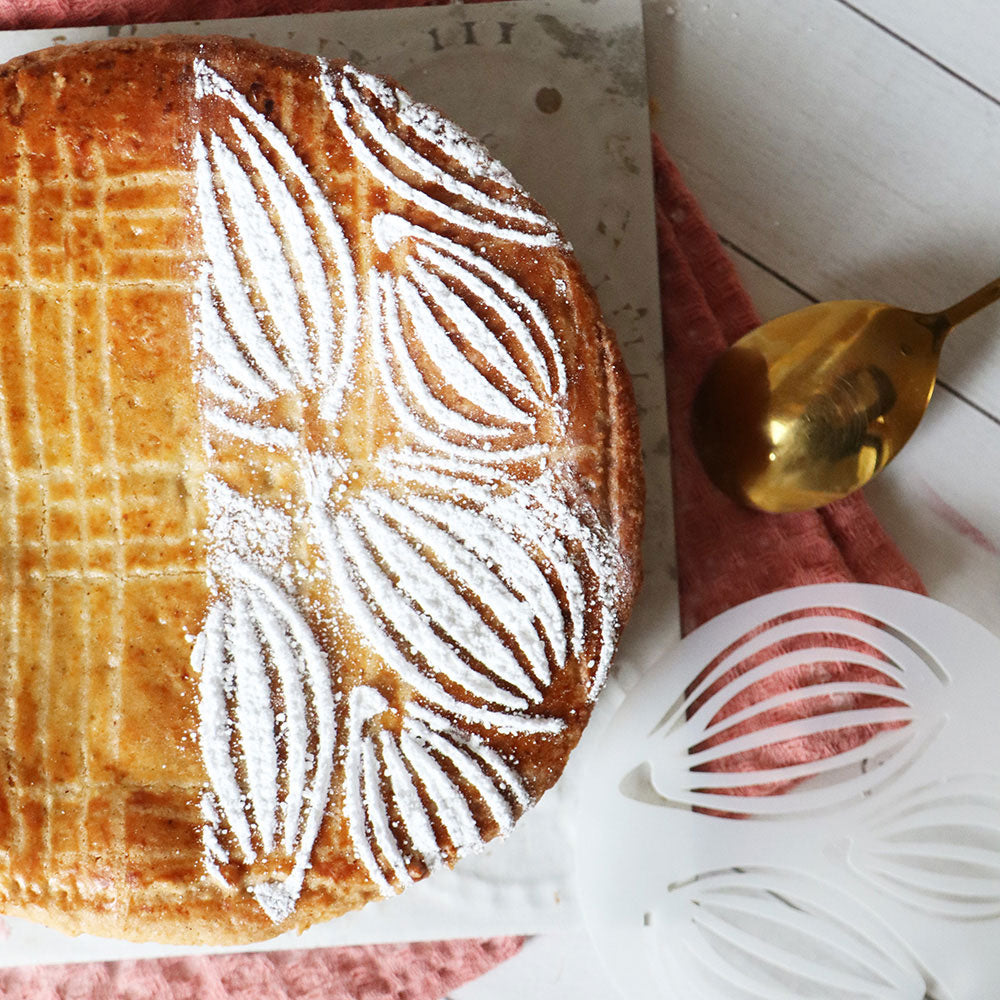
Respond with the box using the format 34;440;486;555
0;0;441;27
0;939;523;1000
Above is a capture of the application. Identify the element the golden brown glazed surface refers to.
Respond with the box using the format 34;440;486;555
0;35;642;943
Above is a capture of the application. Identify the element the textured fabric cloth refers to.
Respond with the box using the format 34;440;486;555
0;0;926;994
0;938;524;999
0;0;448;29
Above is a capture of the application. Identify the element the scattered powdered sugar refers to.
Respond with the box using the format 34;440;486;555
203;475;293;582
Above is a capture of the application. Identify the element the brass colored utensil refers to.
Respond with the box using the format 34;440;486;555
692;276;1000;513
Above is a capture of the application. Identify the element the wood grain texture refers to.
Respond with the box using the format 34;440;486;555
645;0;1000;417
851;0;1000;98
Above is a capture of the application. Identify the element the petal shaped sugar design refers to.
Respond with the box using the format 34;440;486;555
370;491;553;688
193;269;275;409
361;736;413;888
342;695;530;893
660;867;927;999
207;133;314;387
322;64;562;249
369;271;529;444
339;66;540;220
193;131;297;398
376;456;616;690
229;593;280;854
399;730;482;853
194;605;255;862
227;118;338;384
335;507;532;711
195;570;338;919
350;495;544;702
366;214;573;457
643;608;946;816
407;260;544;407
373;213;567;400
404;715;519;836
313;493;567;737
343;687;395;896
849;776;1000;919
395;274;536;427
189;60;622;922
193;59;360;422
379;729;443;871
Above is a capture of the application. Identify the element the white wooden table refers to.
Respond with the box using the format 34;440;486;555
453;0;1000;995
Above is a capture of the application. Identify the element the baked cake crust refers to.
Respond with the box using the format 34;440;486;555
0;35;643;944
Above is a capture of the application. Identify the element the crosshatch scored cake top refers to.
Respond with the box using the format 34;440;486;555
0;35;643;943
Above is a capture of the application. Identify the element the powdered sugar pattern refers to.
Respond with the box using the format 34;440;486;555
322;64;563;250
189;59;624;920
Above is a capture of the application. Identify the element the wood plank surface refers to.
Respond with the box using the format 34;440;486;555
644;0;1000;418
852;0;1000;97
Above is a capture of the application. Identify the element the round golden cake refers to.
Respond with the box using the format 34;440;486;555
0;35;643;943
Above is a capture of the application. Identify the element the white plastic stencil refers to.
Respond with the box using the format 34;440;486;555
576;584;1000;1000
